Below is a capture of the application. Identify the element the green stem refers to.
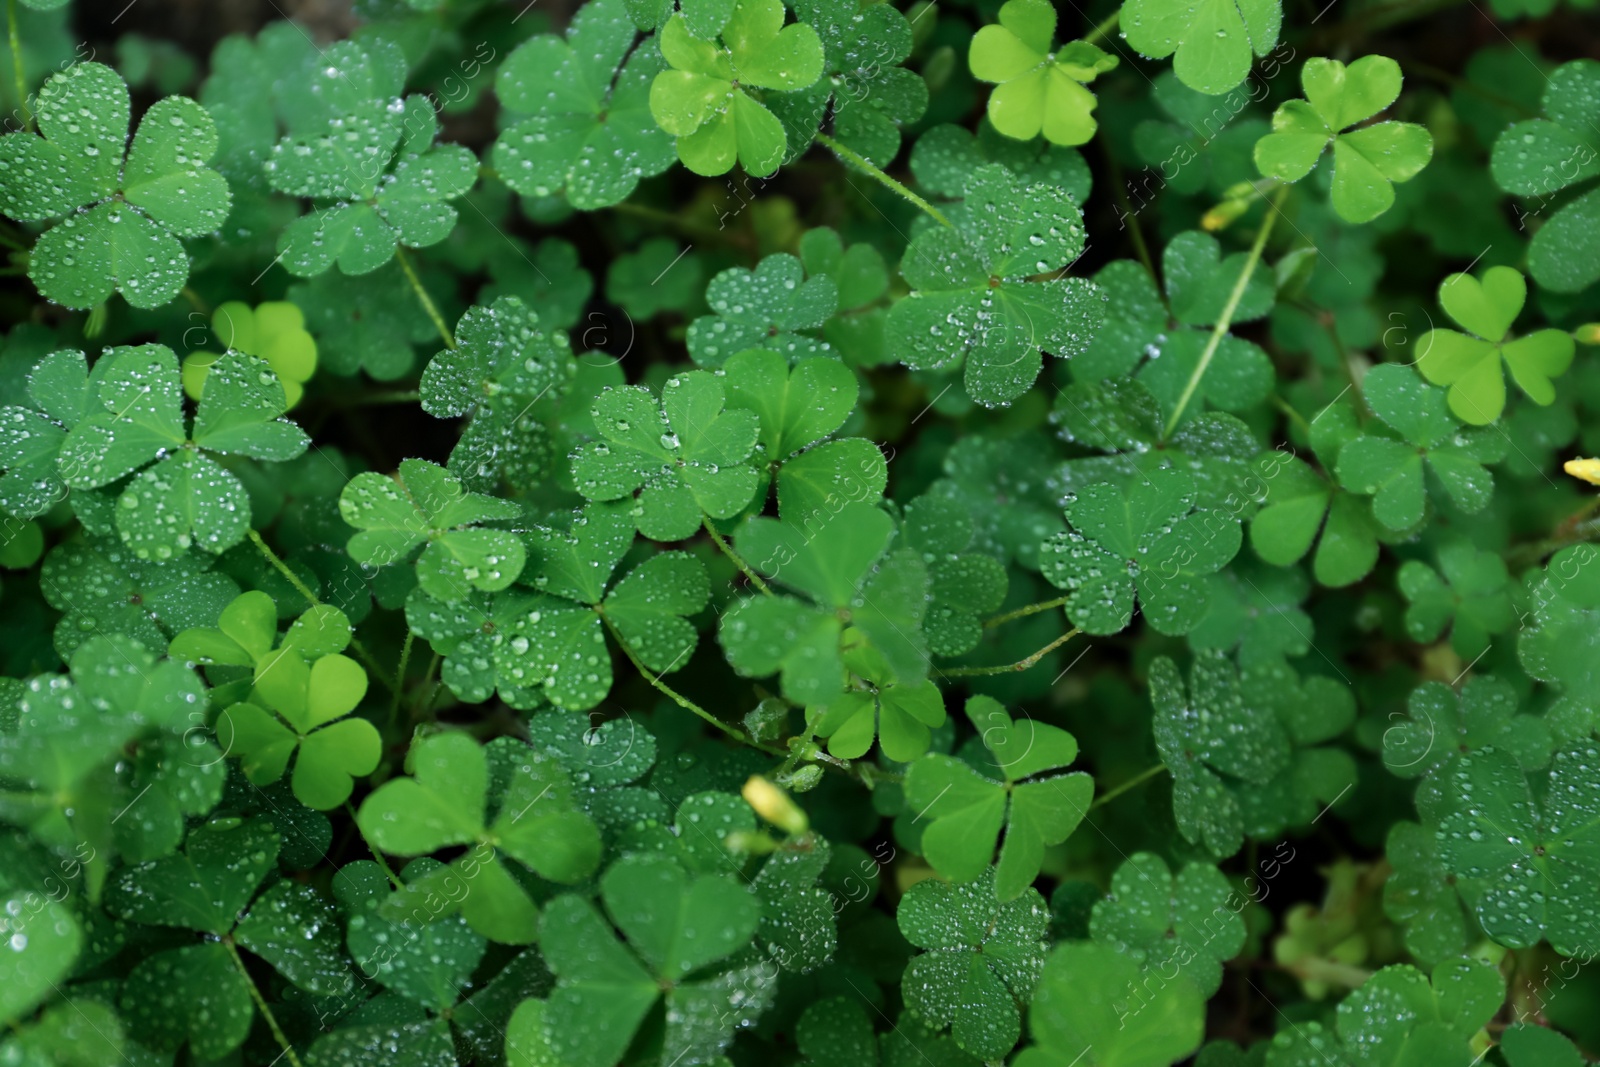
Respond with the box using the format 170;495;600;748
1272;395;1312;438
389;629;413;729
1090;764;1167;809
944;629;1079;677
247;530;397;694
1162;187;1285;440
1083;9;1119;44
704;517;773;596
815;132;952;229
7;0;29;132
414;652;442;722
394;246;455;349
983;595;1070;629
600;610;783;753
224;941;306;1067
1099;130;1161;294
345;801;403;889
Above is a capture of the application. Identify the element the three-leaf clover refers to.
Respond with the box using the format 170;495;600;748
1335;365;1506;531
649;0;826;176
571;372;761;540
1254;56;1433;223
493;0;675;207
339;458;526;599
182;300;318;409
897;868;1048;1061
0;893;81;1028
720;500;928;705
539;852;772;1067
686;253;838;366
1382;675;1551;781
904;696;1093;900
885;163;1104;406
1490;58;1600;292
357;732;602;943
265;43;477;276
56;344;309;561
0;62;229;308
1090;852;1245;997
1122;0;1281;95
901;492;1008;658
1519;545;1600;707
969;0;1117;147
809;642;947;761
1040;466;1242;636
1397;542;1516;658
1416;266;1576;425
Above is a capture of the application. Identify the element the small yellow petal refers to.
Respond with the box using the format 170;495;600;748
1564;458;1600;486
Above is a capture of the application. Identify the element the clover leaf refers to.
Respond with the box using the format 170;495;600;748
1040;466;1242;636
1382;675;1551;781
0;348;113;519
885;163;1104;407
749;835;838;971
649;0;825;176
572;372;761;540
1090;852;1245;997
1397;541;1515;657
288;262;438;380
722;347;857;459
1018;940;1205;1067
897;867;1048;1061
1416;266;1576;425
720;500;928;706
901;492;1008;658
494;0;674;208
54;344;309;561
358;732;602;943
1382;820;1475;967
969;0;1117;147
686;253;838;366
1255;56;1433;222
340;863;487;1013
909;120;1094;207
339;458;525;600
810;651;946;762
0;62;229;308
1501;1024;1588;1067
1335;364;1506;531
1122;0;1281;95
265;43;476;276
1490;59;1600;292
420;297;576;494
0;893;81;1028
540;852;772;1067
182;300;318;409
904;696;1092;900
607;237;705;319
1519;545;1600;706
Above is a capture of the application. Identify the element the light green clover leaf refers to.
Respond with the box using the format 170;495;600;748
0;62;229;308
55;344;309;561
969;0;1117;147
1254;55;1433;223
571;371;761;540
1416;266;1576;425
181;301;318;409
903;696;1092;900
1040;466;1242;636
897;867;1048;1061
1122;0;1281;96
339;458;526;600
1490;59;1600;292
810;643;946;762
649;0;826;176
358;732;602;943
494;0;675;208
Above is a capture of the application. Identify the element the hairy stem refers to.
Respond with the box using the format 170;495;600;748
983;595;1070;629
394;246;455;349
389;630;413;728
704;517;774;596
944;629;1080;676
815;132;953;229
225;941;306;1067
1162;186;1286;440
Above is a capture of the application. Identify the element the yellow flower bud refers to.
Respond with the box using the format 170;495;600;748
1564;458;1600;486
742;775;808;835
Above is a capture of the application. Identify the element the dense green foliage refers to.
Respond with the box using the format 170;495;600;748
1;0;1599;1065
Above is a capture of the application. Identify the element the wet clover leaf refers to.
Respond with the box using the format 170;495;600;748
1397;541;1515;658
1040;466;1242;636
0;893;82;1028
494;0;675;208
181;300;318;409
649;0;826;176
896;867;1048;1061
1381;675;1550;780
0;62;229;309
1254;55;1433;223
903;696;1093;900
339;458;526;600
1122;0;1281;95
56;344;309;561
1519;546;1600;706
1089;852;1245;997
969;0;1117;147
886;164;1104;407
571;372;761;540
901;493;1008;659
1416;266;1575;425
686;253;838;367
